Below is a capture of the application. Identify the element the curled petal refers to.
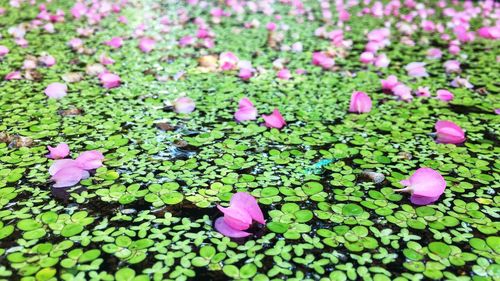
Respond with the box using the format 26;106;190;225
409;168;446;198
214;217;251;238
49;159;78;176
230;192;266;224
410;194;441;205
217;205;252;230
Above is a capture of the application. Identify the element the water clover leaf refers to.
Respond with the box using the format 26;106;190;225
267;222;289;234
61;224;84;237
428;242;452;258
342;204;364;216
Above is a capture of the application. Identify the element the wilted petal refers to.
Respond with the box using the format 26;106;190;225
214;217;251;238
230;192;265;224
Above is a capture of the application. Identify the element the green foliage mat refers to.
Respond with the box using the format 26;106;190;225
0;0;499;280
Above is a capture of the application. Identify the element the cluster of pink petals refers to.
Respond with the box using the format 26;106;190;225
238;61;255;80
262;109;286;129
312;52;335;69
349;91;372;113
44;82;68;99
235;98;257;122
219;52;239;71
416;87;431;98
99;72;121;89
215;192;265;238
173;97;196;114
396;168;446;205
49;150;104;188
405;62;428;78
435;120;465;144
46;143;70;159
477;26;500;40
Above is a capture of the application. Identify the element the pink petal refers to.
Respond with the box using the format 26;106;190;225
262;109;286;129
349;91;372;113
139;37;155;53
410;194;441;205
217;205;252;230
239;98;254;108
52;167;89;188
435;120;465;144
47;143;70;159
173;97;196;114
49;159;79;176
214;217;251;238
235;106;257;122
230;192;266;224
44;82;68;99
75;150;104;170
409;168;446;198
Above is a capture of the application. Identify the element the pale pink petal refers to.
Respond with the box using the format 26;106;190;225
44;82;68;99
214;217;251;238
173;97;195;114
49;159;78;176
139;37;155;53
230;192;265;224
217;205;252;230
52;167;89;188
235;106;257;122
47;143;70;159
75;150;104;170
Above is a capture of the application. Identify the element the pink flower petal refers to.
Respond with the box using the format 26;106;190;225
409;168;446;198
435;120;465;144
410;194;441;205
49;159;78;176
214;217;251;238
262;109;286;129
217;205;252;230
44;82;68;99
230;192;266;224
173;97;196;114
52;167;89;188
75;150;104;170
47;143;70;159
349;91;372;113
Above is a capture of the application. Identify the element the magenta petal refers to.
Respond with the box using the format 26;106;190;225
214;217;251;238
217;205;252;230
435;120;465;144
239;98;254;108
52;167;89;188
409;168;446;198
75;150;104;170
349;91;372;113
262;109;286;129
230;192;266;224
410;195;440;205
